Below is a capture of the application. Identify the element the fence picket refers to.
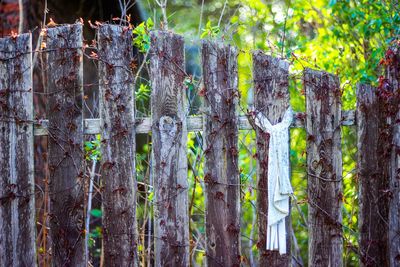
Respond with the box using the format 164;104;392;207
98;24;138;266
253;51;291;266
150;31;189;266
386;45;400;267
356;83;390;265
0;33;36;266
46;24;85;266
202;41;240;267
305;68;343;267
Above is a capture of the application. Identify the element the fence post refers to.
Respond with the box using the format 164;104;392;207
386;44;400;266
0;33;36;266
356;83;390;265
150;31;189;266
202;41;240;267
98;24;138;266
253;51;291;266
46;24;85;266
304;68;343;266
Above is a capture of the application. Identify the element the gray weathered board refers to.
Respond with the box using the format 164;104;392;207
0;32;36;267
98;24;138;266
33;110;356;136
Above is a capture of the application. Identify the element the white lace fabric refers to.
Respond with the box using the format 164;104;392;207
254;107;293;255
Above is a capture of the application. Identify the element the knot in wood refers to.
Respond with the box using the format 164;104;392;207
311;159;319;170
159;116;177;135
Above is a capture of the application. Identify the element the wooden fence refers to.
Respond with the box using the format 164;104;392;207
0;23;399;267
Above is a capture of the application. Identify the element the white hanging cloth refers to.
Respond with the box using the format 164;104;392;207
254;107;293;255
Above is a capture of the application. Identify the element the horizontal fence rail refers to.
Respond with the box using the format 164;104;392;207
33;110;356;136
0;22;399;267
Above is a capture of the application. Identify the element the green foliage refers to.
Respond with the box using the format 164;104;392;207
200;21;221;39
90;209;102;218
184;76;195;91
88;226;102;250
133;17;154;52
147;191;154;202
136;83;150;101
84;135;101;161
135;83;151;115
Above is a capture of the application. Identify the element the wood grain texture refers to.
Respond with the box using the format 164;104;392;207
253;51;291;266
202;41;240;267
33;110;356;136
386;44;400;267
356;84;390;266
150;31;189;267
305;68;343;267
46;24;85;267
98;25;138;267
0;33;36;266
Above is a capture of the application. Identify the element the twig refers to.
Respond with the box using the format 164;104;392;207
18;0;24;33
281;0;291;57
154;0;168;29
33;0;47;67
197;0;205;37
133;49;150;89
217;0;228;28
84;159;97;264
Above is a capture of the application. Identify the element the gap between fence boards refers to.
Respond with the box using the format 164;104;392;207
33;110;355;136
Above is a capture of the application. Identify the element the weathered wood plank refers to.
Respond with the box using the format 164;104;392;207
386;44;400;266
0;33;36;266
305;68;343;267
98;24;138;266
253;51;291;266
202;41;240;267
356;83;390;266
150;31;189;266
33;111;356;136
46;24;85;266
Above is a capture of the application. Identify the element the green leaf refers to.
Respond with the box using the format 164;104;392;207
200;31;208;39
147;17;154;28
148;191;154;202
90;209;102;218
